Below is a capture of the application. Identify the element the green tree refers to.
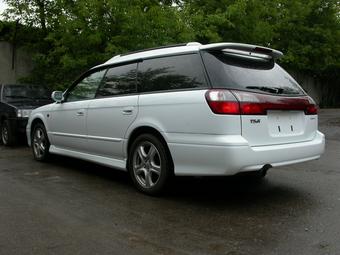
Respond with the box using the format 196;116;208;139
4;0;193;88
2;0;340;91
183;0;340;77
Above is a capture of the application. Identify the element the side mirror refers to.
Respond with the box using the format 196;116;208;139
51;91;64;103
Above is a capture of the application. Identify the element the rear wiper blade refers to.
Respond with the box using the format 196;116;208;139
246;86;284;94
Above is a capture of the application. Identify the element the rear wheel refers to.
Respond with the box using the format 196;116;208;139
128;134;173;195
32;123;50;161
1;120;16;146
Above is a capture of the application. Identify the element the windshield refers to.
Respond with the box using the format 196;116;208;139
201;51;305;95
2;85;51;103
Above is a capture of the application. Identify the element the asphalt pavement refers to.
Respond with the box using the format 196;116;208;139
0;109;339;255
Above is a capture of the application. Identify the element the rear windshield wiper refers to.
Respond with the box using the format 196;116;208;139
246;86;284;94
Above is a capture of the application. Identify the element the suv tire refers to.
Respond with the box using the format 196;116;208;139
128;134;173;195
1;120;16;146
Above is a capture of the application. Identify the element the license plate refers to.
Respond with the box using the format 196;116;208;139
267;111;304;136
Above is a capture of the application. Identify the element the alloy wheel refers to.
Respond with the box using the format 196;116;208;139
1;125;9;145
33;127;47;159
132;141;162;189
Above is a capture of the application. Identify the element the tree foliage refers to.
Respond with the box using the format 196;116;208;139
2;0;340;89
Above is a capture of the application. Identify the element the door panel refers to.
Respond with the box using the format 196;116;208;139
48;69;106;152
49;101;89;152
86;96;138;159
86;63;138;159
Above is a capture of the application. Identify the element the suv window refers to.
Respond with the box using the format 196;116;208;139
67;70;106;102
96;63;137;97
138;54;207;92
201;51;304;95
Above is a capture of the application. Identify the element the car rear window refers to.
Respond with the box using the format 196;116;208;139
201;51;305;95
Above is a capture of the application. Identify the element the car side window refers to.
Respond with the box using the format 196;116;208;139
96;63;137;97
138;54;207;93
66;70;106;102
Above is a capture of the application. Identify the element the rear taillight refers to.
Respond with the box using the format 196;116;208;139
205;89;318;115
205;90;240;114
305;104;318;115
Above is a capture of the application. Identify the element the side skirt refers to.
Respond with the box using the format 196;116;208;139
49;145;127;171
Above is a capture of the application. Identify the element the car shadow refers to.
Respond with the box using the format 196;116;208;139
45;153;312;213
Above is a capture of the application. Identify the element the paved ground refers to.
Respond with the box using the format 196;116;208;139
0;109;339;255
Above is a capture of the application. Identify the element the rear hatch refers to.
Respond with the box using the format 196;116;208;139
202;49;318;146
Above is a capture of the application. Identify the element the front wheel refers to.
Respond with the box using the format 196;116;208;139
128;134;173;195
32;123;50;161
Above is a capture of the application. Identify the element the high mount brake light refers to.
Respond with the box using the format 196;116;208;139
205;90;318;115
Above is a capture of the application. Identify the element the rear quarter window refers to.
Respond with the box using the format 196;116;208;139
138;54;208;92
202;51;305;95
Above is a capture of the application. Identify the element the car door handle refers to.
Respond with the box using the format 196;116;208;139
122;107;133;115
76;110;84;116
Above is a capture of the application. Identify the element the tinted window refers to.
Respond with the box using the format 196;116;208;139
202;51;304;95
138;54;207;92
96;63;137;97
67;70;106;102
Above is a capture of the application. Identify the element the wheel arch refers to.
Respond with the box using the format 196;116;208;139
126;126;174;169
29;116;48;142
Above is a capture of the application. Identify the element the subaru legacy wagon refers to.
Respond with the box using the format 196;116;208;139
27;42;325;194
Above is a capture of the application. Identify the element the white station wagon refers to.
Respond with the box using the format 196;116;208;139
27;42;325;194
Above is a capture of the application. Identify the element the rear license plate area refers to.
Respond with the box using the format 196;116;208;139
267;111;304;136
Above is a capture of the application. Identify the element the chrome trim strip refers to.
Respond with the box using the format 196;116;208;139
87;135;122;142
50;132;122;142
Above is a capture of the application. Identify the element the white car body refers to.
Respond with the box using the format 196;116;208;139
27;42;325;177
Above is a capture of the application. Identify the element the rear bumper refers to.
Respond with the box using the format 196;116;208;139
167;131;325;176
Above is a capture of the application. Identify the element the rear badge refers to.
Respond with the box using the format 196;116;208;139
250;119;261;124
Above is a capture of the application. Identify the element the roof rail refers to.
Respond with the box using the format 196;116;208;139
200;43;283;59
120;43;188;57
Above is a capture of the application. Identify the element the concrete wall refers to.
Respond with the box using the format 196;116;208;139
0;41;33;84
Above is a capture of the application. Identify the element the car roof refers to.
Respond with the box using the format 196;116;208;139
93;42;283;70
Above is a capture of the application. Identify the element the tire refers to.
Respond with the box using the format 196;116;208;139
31;122;50;161
1;120;16;146
128;133;173;195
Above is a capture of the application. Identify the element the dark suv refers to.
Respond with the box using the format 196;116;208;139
0;84;52;146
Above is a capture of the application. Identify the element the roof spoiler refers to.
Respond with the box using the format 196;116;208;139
199;43;283;59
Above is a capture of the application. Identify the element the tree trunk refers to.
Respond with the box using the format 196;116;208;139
35;0;46;33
